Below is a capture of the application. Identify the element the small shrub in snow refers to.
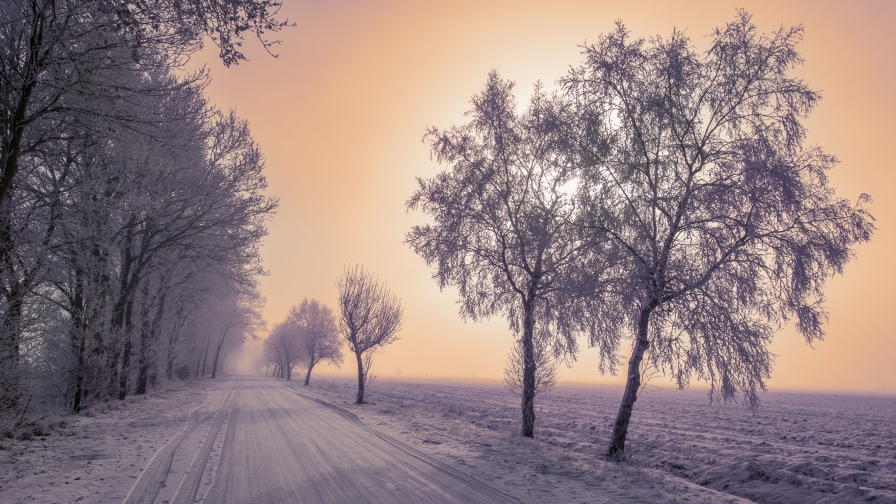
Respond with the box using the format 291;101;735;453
175;365;191;381
446;402;466;416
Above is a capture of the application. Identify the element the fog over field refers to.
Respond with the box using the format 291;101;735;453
2;0;895;503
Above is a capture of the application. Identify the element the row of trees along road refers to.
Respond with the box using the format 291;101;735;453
262;298;344;384
407;12;874;457
0;0;285;427
262;265;404;406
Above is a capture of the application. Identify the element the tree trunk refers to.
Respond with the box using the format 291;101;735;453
136;290;166;395
72;328;87;413
201;336;210;377
135;284;153;395
166;306;187;380
0;4;49;417
607;303;655;457
87;245;111;401
0;0;47;208
211;344;222;378
109;219;139;400
118;338;131;399
304;359;315;386
195;349;202;378
521;299;536;438
355;351;365;404
211;328;228;379
71;269;86;413
117;297;135;400
0;216;25;414
166;349;175;381
0;276;24;414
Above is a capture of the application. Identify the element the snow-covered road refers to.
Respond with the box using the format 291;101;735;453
126;375;518;504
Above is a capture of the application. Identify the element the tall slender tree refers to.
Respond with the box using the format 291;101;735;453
336;265;403;405
407;72;617;438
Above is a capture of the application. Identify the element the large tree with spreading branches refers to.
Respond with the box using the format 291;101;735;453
561;11;874;457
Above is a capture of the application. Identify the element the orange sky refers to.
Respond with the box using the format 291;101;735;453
190;0;896;394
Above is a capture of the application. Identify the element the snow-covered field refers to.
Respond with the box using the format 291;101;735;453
292;377;896;504
1;375;892;503
0;379;234;503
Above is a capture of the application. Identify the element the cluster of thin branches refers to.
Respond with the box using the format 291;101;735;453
336;264;404;404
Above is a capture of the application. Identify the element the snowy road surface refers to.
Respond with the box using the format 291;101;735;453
125;375;518;504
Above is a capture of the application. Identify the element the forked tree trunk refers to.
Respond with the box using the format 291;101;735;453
304;360;315;386
520;299;537;438
354;351;365;404
607;303;656;457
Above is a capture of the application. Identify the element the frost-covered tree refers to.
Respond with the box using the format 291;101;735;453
336;265;403;404
0;64;274;419
561;12;875;456
0;0;286;418
288;298;343;386
261;330;286;378
503;336;559;400
406;72;616;438
266;318;303;380
1;0;288;208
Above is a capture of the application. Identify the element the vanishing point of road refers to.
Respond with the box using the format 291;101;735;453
123;375;518;504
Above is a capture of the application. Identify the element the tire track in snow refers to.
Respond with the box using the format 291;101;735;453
201;376;520;503
170;404;234;504
284;384;518;503
122;379;236;504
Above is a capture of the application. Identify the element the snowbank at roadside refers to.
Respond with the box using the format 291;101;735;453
285;377;750;503
0;378;234;503
286;376;896;504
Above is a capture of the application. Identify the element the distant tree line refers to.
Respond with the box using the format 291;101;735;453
262;297;343;384
407;11;874;456
261;265;404;405
0;0;285;427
